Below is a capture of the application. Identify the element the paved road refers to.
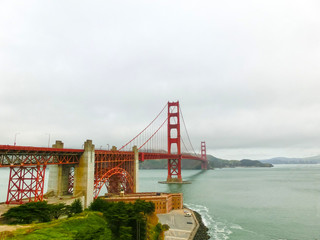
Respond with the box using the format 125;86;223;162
157;209;196;240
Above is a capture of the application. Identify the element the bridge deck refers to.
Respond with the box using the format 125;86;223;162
0;145;83;167
0;145;204;167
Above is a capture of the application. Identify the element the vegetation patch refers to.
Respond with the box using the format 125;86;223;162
2;199;83;224
89;198;164;240
1;198;165;240
2;211;112;240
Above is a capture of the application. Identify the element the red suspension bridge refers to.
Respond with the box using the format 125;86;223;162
0;101;208;207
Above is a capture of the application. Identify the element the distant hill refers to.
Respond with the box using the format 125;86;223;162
207;155;273;168
139;154;320;169
139;155;273;169
260;155;320;164
139;159;203;170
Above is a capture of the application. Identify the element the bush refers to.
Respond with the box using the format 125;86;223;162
2;199;84;224
74;226;106;240
133;199;155;215
65;199;83;217
2;201;52;224
89;197;110;212
162;224;170;231
50;203;67;219
70;199;83;214
101;200;155;240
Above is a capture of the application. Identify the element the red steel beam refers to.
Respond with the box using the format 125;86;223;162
0;145;83;153
0;145;82;167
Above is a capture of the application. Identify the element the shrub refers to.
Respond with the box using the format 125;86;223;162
74;226;106;240
133;199;155;215
89;197;110;212
70;199;83;214
50;203;67;219
2;201;52;224
162;224;170;231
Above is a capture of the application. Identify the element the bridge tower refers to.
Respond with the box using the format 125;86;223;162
201;141;208;170
167;101;182;182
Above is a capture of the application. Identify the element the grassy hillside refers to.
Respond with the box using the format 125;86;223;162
1;200;165;240
1;211;112;240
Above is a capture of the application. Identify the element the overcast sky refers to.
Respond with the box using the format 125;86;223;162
1;1;320;160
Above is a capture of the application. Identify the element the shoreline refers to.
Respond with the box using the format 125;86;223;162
192;210;210;240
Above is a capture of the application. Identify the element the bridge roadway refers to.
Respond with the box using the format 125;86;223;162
0;143;206;207
0;145;204;167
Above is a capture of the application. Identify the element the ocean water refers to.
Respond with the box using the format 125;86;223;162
1;165;320;239
138;165;320;240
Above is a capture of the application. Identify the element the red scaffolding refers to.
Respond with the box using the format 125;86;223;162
6;165;46;204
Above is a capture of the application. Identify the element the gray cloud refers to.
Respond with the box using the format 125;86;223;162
1;0;320;159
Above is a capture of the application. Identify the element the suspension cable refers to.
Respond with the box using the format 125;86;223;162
138;116;168;150
119;103;168;151
168;105;190;155
180;106;199;157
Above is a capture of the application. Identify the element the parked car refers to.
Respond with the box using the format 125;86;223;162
185;212;192;217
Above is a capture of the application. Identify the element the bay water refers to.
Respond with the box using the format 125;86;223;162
1;164;320;239
139;165;320;240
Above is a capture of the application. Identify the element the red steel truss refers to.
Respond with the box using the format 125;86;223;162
0;143;206;203
0;145;82;204
94;150;135;198
167;101;182;182
6;165;46;204
0;145;82;167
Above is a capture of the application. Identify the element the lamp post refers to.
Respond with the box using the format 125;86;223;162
45;133;51;148
14;133;20;146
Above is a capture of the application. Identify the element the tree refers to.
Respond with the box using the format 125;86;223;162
70;199;83;214
89;197;110;212
2;201;52;224
50;203;67;219
133;199;155;215
119;226;132;240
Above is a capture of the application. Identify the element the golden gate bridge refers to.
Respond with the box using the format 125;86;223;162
0;101;208;207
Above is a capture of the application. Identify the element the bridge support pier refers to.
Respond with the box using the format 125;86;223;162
167;158;182;182
73;140;95;208
47;141;71;196
201;141;208;170
167;101;183;182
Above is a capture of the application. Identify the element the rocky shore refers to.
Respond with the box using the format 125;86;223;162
193;211;210;240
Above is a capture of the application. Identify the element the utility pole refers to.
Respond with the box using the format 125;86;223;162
14;133;20;146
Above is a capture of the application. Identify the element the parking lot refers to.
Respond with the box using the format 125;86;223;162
157;209;197;240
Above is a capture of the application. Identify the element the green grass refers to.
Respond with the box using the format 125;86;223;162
4;211;112;240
